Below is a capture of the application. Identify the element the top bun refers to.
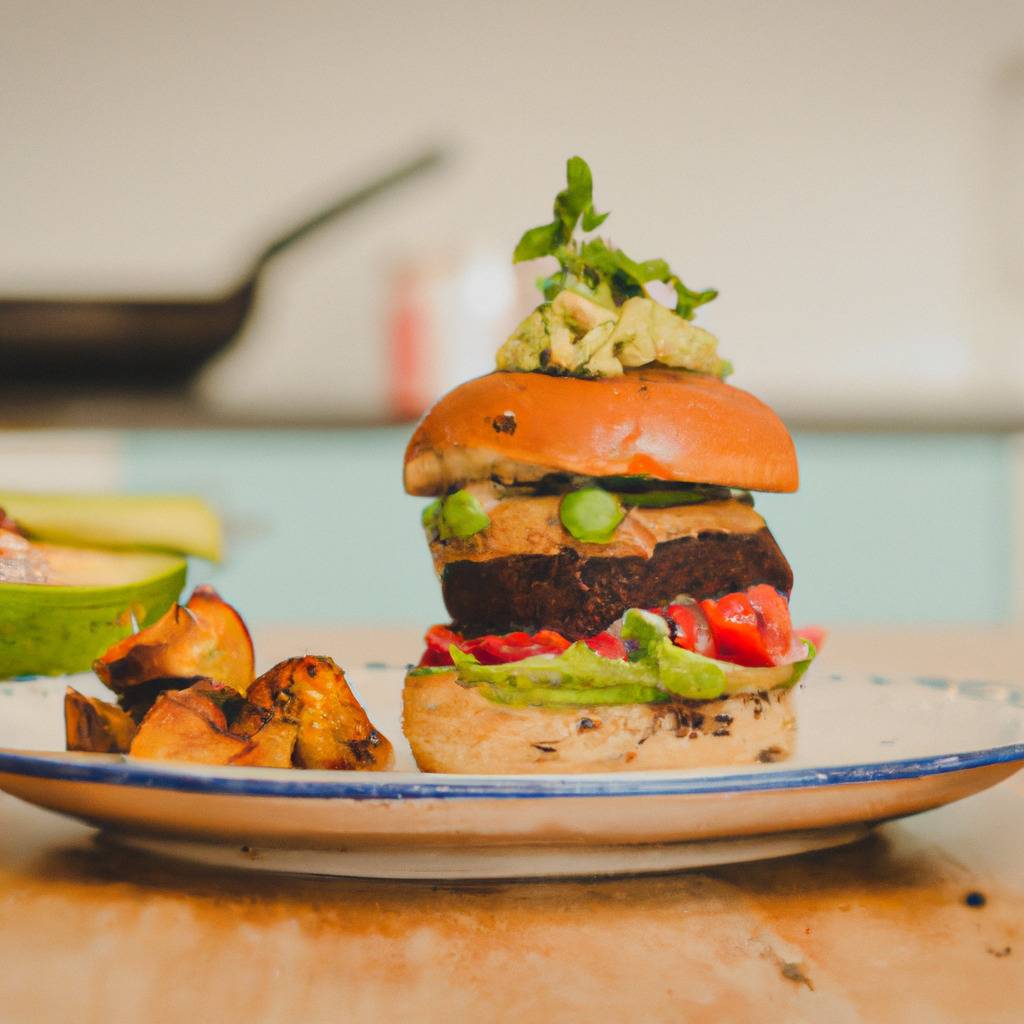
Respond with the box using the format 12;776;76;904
404;369;798;496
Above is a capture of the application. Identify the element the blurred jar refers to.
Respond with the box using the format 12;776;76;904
388;248;542;418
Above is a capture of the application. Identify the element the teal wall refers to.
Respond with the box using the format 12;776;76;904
123;430;1015;629
756;434;1013;626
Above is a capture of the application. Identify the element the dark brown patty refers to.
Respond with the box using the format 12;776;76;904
443;528;793;639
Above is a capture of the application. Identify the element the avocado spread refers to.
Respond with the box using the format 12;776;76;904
497;290;730;379
441;609;815;707
499;156;730;380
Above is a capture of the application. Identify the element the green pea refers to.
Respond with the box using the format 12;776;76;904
559;487;624;543
421;498;443;531
440;489;490;538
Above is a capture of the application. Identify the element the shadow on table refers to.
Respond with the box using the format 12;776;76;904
27;825;983;913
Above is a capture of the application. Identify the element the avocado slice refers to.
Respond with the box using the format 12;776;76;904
0;492;222;562
0;543;186;677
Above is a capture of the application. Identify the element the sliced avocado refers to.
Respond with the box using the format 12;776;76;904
618;609;725;700
0;543;186;677
619;607;671;653
0;492;222;562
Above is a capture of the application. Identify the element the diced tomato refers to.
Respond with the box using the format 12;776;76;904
796;625;827;651
529;629;573;654
417;625;569;667
699;586;795;667
584;631;628;660
699;592;774;667
664;603;717;658
747;584;794;663
418;625;463;667
468;629;570;664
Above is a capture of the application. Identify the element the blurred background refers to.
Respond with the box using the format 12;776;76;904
1;0;1022;629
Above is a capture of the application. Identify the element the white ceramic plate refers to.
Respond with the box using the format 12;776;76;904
0;666;1022;878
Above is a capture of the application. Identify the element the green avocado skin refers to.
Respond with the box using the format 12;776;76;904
0;563;186;677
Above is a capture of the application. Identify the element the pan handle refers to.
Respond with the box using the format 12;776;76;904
252;146;447;272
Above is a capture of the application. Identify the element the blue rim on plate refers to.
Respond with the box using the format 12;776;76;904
1;743;1022;800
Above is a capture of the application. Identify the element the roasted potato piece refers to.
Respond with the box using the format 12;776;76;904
95;585;254;720
65;687;138;753
129;679;299;768
246;656;394;770
230;717;300;768
98;652;391;772
130;680;251;764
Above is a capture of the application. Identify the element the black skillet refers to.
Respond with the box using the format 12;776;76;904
1;148;444;387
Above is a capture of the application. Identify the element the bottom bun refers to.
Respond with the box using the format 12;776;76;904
403;671;796;774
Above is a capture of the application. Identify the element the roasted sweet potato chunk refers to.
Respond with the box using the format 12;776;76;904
246;656;394;770
230;717;300;768
81;602;391;771
130;681;250;764
65;687;138;753
95;585;254;720
128;678;301;768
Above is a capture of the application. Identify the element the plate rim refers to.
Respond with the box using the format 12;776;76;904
1;742;1022;801
4;668;1024;801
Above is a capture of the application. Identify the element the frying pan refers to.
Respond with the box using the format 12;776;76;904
1;148;444;386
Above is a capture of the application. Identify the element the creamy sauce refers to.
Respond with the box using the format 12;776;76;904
430;497;764;570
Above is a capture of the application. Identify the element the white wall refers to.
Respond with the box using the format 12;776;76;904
2;0;1022;420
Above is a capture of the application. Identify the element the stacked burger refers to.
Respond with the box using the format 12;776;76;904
402;158;815;774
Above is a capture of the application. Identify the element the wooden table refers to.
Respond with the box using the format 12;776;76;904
1;626;1022;1023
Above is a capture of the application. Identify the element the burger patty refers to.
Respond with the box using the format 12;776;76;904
442;526;793;639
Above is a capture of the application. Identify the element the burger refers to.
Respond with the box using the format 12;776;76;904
402;157;815;774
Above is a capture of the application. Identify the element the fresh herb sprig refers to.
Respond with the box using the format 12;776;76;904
513;156;717;320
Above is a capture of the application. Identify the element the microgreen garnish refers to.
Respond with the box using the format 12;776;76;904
513;156;718;320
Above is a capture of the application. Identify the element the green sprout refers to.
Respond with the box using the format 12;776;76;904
512;156;718;320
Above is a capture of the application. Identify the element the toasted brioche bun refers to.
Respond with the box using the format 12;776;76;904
403;671;796;774
404;369;798;496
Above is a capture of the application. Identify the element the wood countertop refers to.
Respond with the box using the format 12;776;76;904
1;624;1022;1023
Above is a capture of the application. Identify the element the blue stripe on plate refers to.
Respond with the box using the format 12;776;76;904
0;744;1022;800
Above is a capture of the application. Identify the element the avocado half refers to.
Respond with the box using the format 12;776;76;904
0;492;220;678
0;547;187;678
